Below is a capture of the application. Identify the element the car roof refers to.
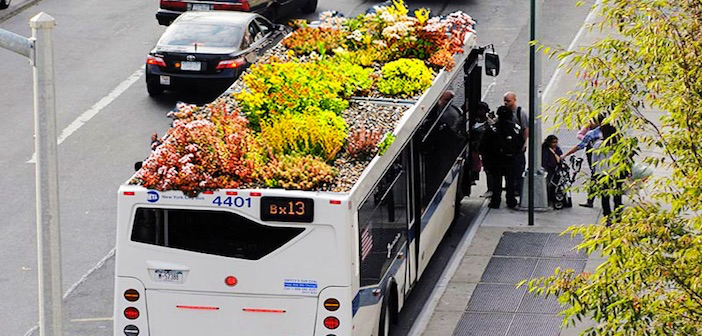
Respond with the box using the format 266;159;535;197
174;11;259;26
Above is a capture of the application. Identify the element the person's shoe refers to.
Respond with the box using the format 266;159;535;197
579;201;594;208
488;203;499;209
480;191;493;198
507;203;517;209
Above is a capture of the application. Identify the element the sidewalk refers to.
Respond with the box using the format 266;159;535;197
421;183;606;336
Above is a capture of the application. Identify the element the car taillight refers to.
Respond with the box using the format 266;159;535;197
160;0;187;10
147;55;167;68
213;0;249;10
124;307;140;320
323;316;340;329
324;298;340;311
216;58;246;70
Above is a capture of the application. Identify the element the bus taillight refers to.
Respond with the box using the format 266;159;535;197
124;289;140;302
324;298;340;311
323;316;340;329
123;324;139;336
225;276;238;287
124;307;140;320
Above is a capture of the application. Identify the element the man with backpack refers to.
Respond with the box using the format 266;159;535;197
480;106;524;209
503;92;529;197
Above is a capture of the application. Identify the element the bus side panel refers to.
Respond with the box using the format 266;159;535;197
417;177;459;278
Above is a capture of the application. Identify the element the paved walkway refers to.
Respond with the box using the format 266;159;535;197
421;182;605;336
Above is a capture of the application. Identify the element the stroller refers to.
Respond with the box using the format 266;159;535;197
550;155;584;209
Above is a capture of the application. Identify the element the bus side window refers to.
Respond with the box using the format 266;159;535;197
416;99;467;212
358;151;409;287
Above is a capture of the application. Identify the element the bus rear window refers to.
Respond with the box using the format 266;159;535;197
131;208;305;260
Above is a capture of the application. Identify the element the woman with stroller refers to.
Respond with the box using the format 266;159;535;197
541;135;562;206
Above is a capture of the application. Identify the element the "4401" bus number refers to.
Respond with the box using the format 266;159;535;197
212;196;251;208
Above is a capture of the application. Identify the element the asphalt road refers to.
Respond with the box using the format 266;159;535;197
0;0;592;335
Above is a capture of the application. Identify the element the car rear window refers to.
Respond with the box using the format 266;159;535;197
131;208;305;260
159;23;243;48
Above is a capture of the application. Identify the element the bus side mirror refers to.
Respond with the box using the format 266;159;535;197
485;52;500;77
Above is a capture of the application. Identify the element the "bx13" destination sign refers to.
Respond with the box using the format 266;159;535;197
260;197;314;223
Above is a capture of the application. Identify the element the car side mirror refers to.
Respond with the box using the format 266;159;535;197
485;51;500;77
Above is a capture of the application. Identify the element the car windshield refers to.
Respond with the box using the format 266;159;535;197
159;23;243;48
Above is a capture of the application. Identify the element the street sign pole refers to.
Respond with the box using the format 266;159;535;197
30;12;64;336
1;12;63;336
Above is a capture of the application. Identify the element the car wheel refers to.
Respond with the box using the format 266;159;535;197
0;0;10;10
146;79;164;97
300;0;317;14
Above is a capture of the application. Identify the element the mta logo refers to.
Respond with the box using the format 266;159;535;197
147;191;160;203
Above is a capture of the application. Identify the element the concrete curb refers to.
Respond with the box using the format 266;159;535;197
407;198;491;336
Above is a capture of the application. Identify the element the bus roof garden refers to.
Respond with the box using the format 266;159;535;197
131;3;477;196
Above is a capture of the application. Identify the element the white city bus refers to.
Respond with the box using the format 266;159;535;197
113;33;497;336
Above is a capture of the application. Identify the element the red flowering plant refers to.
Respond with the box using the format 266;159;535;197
282;27;347;55
134;103;261;196
346;127;383;159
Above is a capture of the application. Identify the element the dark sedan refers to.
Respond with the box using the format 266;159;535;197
145;11;288;96
156;0;317;26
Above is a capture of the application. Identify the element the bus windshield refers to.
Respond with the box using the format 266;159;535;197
131;208;305;260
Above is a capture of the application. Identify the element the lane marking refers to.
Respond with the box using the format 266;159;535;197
542;0;603;103
27;67;145;163
64;247;115;300
70;317;113;322
23;248;116;336
23;326;38;336
482;79;497;101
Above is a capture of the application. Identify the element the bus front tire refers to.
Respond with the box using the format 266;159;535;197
378;297;392;336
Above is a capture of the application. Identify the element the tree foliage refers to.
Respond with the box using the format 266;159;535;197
525;1;702;334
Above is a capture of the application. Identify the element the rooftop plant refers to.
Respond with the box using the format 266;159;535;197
377;58;433;96
236;57;373;131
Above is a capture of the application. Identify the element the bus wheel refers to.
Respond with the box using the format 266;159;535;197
453;169;465;225
379;298;392;336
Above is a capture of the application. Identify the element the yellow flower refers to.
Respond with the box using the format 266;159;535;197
415;8;430;25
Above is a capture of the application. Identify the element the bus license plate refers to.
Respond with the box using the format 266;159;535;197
191;3;212;10
153;270;183;283
181;61;201;71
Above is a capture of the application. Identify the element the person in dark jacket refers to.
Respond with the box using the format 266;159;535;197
541;134;562;204
480;106;518;209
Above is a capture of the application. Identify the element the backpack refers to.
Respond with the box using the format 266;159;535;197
496;118;524;157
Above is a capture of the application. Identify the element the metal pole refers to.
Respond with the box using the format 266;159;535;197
30;12;64;336
523;0;550;223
